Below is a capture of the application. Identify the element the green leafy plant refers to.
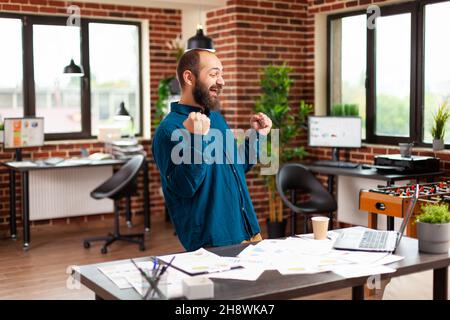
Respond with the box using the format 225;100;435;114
254;64;313;223
153;35;184;130
331;104;359;116
152;76;175;129
166;34;184;62
416;203;450;224
431;102;450;140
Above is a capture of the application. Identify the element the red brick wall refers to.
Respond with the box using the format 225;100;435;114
305;0;450;167
306;0;450;229
0;141;152;229
2;0;447;235
206;0;450;230
308;0;395;14
0;0;181;231
206;0;311;220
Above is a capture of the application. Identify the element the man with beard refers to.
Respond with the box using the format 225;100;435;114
152;49;272;251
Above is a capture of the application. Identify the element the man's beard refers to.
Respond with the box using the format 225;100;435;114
192;80;222;112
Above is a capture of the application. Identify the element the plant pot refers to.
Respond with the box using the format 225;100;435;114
432;139;444;151
416;221;450;254
266;218;287;239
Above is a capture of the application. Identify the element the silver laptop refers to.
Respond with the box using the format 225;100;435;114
333;184;419;253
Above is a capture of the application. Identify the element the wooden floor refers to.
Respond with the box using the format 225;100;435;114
0;215;373;300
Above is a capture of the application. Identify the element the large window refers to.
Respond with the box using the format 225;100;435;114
423;1;450;143
0;14;142;139
328;1;450;146
375;13;411;138
89;23;140;136
330;14;367;138
33;24;82;134
0;18;23;118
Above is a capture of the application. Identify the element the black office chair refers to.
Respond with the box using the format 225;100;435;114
83;155;146;254
276;163;337;236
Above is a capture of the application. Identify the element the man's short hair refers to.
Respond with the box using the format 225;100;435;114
176;49;207;88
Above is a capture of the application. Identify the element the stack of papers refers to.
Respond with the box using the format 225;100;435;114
7;161;37;167
230;232;404;279
111;138;146;160
99;234;405;297
158;248;240;275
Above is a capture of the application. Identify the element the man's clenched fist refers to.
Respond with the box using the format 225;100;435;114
183;112;211;135
250;112;272;136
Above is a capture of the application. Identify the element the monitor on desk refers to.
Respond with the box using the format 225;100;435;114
3;117;44;149
308;116;362;148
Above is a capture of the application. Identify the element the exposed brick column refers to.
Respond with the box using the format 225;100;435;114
0;0;181;230
206;0;310;220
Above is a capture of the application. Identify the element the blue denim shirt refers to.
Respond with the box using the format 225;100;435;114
152;102;261;251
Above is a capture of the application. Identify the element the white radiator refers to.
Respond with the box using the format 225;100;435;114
29;167;114;221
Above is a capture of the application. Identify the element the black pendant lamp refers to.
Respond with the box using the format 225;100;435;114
63;59;84;76
186;24;215;52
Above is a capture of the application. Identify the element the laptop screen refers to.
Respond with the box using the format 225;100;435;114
395;184;420;247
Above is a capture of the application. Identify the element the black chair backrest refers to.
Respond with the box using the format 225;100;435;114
276;163;337;212
91;155;145;200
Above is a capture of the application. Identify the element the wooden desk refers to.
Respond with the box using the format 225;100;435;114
75;236;449;300
1;158;150;249
304;163;443;231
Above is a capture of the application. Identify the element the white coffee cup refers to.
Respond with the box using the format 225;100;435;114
311;217;329;240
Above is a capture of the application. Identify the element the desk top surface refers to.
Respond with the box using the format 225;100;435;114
1;158;130;171
75;236;450;300
304;163;444;181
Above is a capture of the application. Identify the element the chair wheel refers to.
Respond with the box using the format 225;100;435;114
139;244;146;251
101;247;107;254
83;241;90;249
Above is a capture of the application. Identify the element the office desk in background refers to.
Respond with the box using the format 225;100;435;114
303;163;444;231
2;158;150;249
75;236;449;300
305;164;443;183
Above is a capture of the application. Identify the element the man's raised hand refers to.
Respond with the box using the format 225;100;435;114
250;112;272;136
183;112;211;135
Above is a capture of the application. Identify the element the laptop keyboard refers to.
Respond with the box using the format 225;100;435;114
359;231;388;249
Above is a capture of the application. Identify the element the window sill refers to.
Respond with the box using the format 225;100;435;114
362;142;450;154
44;136;150;146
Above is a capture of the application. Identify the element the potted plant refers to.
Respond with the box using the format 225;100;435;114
415;203;450;254
153;77;176;129
153;34;184;130
153;35;184;220
254;64;312;238
431;102;450;151
331;103;359;116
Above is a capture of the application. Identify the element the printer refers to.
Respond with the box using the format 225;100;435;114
374;154;440;173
